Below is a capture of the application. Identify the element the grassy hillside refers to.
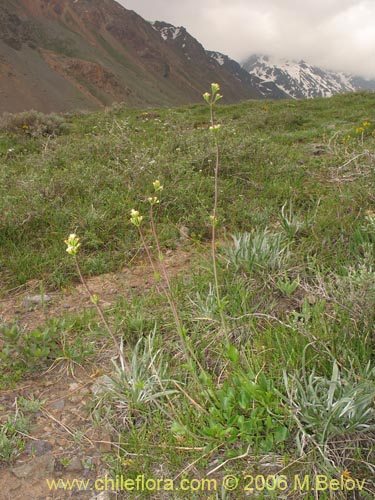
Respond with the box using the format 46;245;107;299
1;92;375;498
1;93;374;289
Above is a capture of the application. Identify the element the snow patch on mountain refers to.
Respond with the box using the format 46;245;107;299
151;22;183;41
209;51;225;66
242;54;370;99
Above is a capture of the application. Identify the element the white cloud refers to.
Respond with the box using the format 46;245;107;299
119;0;375;78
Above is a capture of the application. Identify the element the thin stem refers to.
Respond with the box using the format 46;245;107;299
147;204;204;374
137;227;163;295
209;100;227;337
138;224;180;329
73;256;129;372
149;204;182;332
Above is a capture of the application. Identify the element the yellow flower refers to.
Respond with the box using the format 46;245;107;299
64;233;81;256
130;209;143;227
209;124;221;132
152;180;163;193
209;214;218;226
202;92;211;103
148;196;160;205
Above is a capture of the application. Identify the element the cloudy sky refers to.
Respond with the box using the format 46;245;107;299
119;0;375;78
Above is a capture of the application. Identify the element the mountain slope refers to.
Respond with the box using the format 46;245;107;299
0;0;261;113
243;54;375;99
149;23;262;101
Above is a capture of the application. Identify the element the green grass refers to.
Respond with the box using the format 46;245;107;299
1;92;375;498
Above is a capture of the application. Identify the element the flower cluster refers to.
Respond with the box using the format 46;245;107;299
202;83;223;105
209;124;221;133
153;180;163;193
129;180;164;225
342;120;375;144
148;196;160;205
130;209;143;227
65;233;81;256
209;214;218;226
355;120;373;136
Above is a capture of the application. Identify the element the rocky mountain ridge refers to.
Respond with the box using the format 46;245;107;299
242;54;375;99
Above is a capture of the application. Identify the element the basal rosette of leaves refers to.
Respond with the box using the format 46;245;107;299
202;371;290;452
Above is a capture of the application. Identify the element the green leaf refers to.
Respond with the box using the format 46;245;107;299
171;422;186;436
274;426;289;442
226;344;240;365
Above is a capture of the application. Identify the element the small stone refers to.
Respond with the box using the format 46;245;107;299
11;453;55;479
22;294;52;308
65;456;83;472
26;439;53;456
50;399;65;411
311;144;327;156
91;375;113;396
11;462;34;479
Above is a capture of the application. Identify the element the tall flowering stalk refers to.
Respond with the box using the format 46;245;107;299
203;84;227;333
130;187;201;370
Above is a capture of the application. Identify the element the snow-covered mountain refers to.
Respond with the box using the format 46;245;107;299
242;54;375;99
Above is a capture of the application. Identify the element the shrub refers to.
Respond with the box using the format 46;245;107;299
0;110;68;137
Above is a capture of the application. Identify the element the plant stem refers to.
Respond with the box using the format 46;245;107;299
73;256;129;372
209;100;227;338
145;205;203;373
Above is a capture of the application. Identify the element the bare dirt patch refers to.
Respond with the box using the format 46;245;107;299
0;247;195;331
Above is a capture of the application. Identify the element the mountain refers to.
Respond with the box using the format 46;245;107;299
242;54;375;99
149;22;262;102
205;49;263;95
0;0;261;113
